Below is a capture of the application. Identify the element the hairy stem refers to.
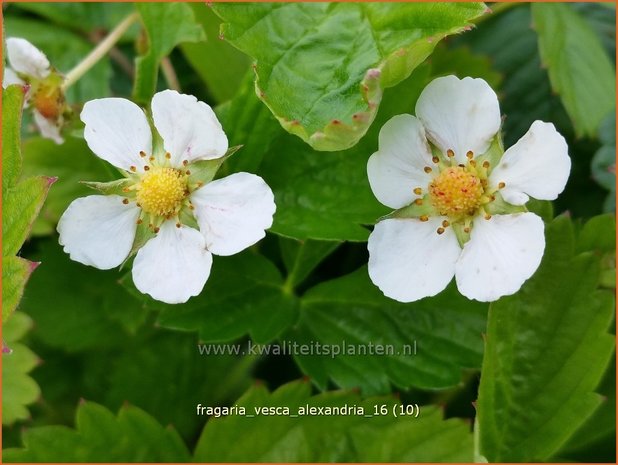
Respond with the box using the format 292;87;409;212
62;12;139;90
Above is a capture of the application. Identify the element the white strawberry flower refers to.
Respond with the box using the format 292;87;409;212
57;90;276;304
3;37;65;144
367;75;571;302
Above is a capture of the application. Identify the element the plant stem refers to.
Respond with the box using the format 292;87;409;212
160;57;181;91
62;12;139;90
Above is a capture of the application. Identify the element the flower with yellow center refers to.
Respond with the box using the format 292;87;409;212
58;90;276;304
367;75;571;302
3;37;66;144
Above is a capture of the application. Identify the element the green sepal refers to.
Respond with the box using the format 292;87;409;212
178;208;199;231
476;133;505;170
81;178;134;197
380;194;436;221
485;192;528;216
123;220;156;266
188;144;242;185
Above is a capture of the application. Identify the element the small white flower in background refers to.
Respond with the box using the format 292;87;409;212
367;75;571;303
3;37;66;144
57;90;276;304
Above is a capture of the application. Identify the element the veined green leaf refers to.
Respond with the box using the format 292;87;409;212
2;312;41;425
532;3;616;137
194;380;473;462
133;2;205;103
2;257;37;323
213;2;486;151
2;86;53;321
477;215;615;461
181;4;251;103
153;250;297;344
3;402;190;462
2;84;25;192
290;268;487;395
279;237;341;291
262;66;430;242
22;137;115;236
20;240;148;351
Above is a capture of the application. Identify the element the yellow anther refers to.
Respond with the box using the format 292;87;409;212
413;187;423;196
466;151;474;159
135;167;188;217
446;149;455;158
498;182;506;189
419;215;429;222
424;166;433;174
437;227;445;235
429;166;484;218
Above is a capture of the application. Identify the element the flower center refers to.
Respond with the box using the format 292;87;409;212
32;76;65;120
136;166;188;217
429;166;484;218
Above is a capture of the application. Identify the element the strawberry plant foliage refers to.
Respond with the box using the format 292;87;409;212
213;2;486;151
2;2;616;463
477;216;615;462
2;86;53;322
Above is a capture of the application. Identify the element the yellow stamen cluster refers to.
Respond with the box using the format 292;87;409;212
135;166;188;217
429;166;484;218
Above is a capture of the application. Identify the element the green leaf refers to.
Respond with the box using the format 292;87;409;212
194;380;473;462
477;215;615;462
180;4;251;103
280;237;340;291
2;84;25;191
213;2;486;151
11;3;138;41
3;402;191;462
2;86;53;321
591;113;616;213
290;267;487;395
428;43;503;89
577;213;616;255
152;251;297;344
133;3;205;103
3;176;54;257
532;3;616;137
5;17;111;102
104;331;254;441
215;72;283;175
2;257;37;323
461;5;569;147
21;136;113;236
20;239;148;351
262;66;431;242
556;353;616;462
2;312;41;425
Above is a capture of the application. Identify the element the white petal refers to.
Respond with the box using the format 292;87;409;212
368;217;461;303
455;213;545;302
33;110;63;145
81;98;152;172
132;221;213;304
415;75;501;163
490;121;571;205
3;68;24;88
57;195;139;270
6;38;50;79
367;114;434;209
151;90;228;167
191;173;275;256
